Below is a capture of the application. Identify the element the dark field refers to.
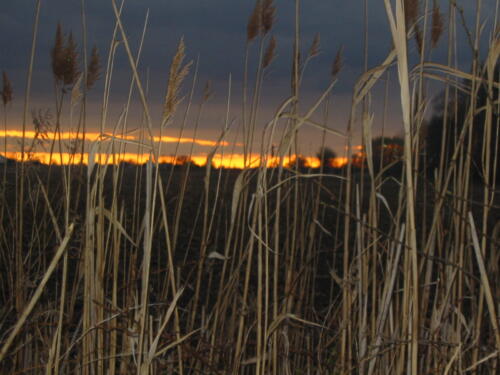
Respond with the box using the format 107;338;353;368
1;0;500;373
1;161;498;374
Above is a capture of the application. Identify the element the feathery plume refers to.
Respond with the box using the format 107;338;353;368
203;80;213;102
247;1;262;42
86;45;101;89
262;0;276;35
404;0;419;28
262;35;277;68
431;1;444;48
2;71;13;106
308;33;321;58
164;37;192;121
51;23;66;82
63;32;80;86
331;45;344;78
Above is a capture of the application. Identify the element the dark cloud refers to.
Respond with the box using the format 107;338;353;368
0;0;497;150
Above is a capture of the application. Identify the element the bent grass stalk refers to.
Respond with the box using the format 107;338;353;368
1;0;499;374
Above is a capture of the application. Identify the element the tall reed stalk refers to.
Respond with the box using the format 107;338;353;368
1;0;498;374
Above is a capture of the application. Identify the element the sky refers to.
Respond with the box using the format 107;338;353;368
0;0;497;161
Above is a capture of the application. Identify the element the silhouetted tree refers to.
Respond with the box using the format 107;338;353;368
316;146;337;169
424;64;499;183
286;155;309;170
372;136;404;176
353;136;404;176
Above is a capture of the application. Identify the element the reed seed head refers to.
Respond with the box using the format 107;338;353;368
164;37;192;121
431;2;444;48
308;33;320;58
262;0;276;35
331;45;344;78
51;24;80;87
203;80;213;102
86;45;101;89
63;32;80;86
263;35;277;68
404;0;419;28
51;23;66;83
247;0;262;42
2;71;13;106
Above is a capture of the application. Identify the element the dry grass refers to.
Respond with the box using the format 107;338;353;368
0;0;499;374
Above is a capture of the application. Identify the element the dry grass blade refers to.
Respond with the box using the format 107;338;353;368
362;111;375;177
141;288;184;372
278;78;337;157
2;0;499;373
443;344;462;375
231;170;248;225
383;2;419;374
266;313;326;341
71;73;83;106
207;251;229;260
280;113;346;137
36;174;62;242
153;329;200;359
463;351;500;372
468;213;500;351
0;223;74;362
354;49;396;106
87;141;98;179
368;224;405;375
111;0;155;137
413;62;500;84
98;207;137;247
414;23;423;55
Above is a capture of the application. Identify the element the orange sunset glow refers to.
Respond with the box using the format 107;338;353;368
1;128;350;169
0;151;349;169
0;130;229;147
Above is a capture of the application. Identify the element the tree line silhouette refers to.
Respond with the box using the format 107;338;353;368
312;64;499;183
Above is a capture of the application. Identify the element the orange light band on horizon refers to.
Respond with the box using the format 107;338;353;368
1;151;205;166
1;151;349;169
151;135;229;147
0;130;228;147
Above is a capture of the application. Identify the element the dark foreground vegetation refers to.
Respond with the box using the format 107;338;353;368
1;0;499;374
1;158;498;374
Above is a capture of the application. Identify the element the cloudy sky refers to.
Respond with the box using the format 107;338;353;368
0;0;496;157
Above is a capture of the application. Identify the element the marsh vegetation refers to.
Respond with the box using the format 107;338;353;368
0;0;499;374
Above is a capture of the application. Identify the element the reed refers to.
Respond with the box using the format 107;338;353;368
0;0;498;374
